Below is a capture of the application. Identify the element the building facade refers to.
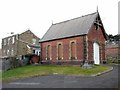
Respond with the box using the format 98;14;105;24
2;30;40;59
40;12;107;65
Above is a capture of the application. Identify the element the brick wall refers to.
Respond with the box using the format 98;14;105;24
41;36;84;64
41;20;107;65
87;25;106;62
105;45;119;58
41;24;106;64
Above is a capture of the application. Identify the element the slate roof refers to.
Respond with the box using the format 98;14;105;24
40;12;98;42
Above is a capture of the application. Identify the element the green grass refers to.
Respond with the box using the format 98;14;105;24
0;72;2;81
107;58;120;64
2;65;112;82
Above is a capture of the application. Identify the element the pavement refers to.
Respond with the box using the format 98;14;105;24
2;64;119;88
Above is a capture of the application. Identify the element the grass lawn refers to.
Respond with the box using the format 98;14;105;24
2;64;112;82
0;72;2;81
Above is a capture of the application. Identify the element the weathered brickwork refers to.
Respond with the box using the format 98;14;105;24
87;25;106;63
41;36;84;64
105;45;119;58
40;12;107;65
41;24;106;65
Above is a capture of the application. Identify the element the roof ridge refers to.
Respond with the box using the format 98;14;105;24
53;12;97;25
20;30;40;39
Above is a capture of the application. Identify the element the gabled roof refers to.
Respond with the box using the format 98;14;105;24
40;12;99;42
2;30;40;40
20;30;40;39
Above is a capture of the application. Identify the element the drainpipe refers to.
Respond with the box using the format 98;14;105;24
40;43;42;64
82;35;85;65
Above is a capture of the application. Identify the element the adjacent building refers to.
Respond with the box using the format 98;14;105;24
2;30;40;59
40;11;107;65
105;34;120;62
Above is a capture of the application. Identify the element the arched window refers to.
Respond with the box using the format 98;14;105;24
71;42;76;59
70;41;77;60
46;45;51;60
58;43;63;60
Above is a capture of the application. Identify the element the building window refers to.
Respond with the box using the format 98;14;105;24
16;34;19;40
33;50;35;54
69;41;77;60
33;49;40;56
38;51;40;55
12;36;15;44
57;43;63;60
7;49;10;55
8;38;11;45
3;49;6;55
46;45;51;60
35;50;40;55
3;39;6;46
32;39;36;44
11;48;14;56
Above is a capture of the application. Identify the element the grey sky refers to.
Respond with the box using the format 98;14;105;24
0;0;119;48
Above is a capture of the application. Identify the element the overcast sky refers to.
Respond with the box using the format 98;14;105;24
0;0;119;48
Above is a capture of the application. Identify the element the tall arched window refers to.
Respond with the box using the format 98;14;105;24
58;43;63;60
70;41;77;60
46;45;51;60
71;42;76;59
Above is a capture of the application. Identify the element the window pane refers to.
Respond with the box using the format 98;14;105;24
12;37;15;44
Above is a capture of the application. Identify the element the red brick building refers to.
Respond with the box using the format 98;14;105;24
40;12;107;65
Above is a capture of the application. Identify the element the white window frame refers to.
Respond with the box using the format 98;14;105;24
7;49;10;55
32;39;36;44
34;49;40;55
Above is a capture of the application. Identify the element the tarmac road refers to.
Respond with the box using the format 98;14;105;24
2;64;119;88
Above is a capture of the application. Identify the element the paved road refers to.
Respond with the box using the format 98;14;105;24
2;64;119;88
